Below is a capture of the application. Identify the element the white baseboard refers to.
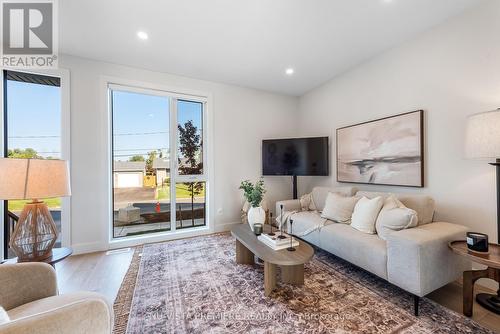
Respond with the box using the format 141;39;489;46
214;222;239;233
70;223;239;255
71;241;107;255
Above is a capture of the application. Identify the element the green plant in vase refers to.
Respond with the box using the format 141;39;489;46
239;179;266;231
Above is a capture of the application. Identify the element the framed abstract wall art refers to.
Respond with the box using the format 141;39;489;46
336;110;424;187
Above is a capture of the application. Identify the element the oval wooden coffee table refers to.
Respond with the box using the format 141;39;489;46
449;241;500;316
231;224;314;296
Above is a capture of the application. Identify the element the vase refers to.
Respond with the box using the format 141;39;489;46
247;206;265;231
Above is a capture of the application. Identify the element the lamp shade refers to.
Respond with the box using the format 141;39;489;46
465;109;500;159
0;158;70;200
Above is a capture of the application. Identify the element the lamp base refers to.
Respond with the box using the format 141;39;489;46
476;292;500;315
10;201;58;262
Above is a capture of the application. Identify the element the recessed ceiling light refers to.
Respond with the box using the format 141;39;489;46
382;0;393;3
285;68;294;75
137;31;148;40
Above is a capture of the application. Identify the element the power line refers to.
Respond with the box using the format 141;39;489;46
113;148;168;152
8;135;60;138
114;131;169;136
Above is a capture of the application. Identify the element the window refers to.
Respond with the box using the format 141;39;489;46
2;70;64;258
110;85;208;239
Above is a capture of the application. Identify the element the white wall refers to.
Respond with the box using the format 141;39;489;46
61;55;298;253
297;0;500;244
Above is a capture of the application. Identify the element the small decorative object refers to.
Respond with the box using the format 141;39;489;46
287;219;296;252
278;204;286;239
466;232;489;253
337;110;424;187
268;212;275;236
239;178;266;231
0;158;71;261
253;223;263;236
258;233;299;250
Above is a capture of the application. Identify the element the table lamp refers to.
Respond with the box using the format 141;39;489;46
0;158;70;261
465;108;500;313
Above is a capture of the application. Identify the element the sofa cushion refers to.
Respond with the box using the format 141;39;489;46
321;193;360;224
376;195;418;240
397;195;435;225
311;186;357;211
355;191;435;225
351;196;384;234
319;223;388;279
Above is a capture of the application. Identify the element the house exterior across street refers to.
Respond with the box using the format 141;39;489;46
113;161;146;188
153;158;169;186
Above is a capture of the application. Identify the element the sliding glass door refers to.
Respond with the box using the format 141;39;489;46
110;85;207;239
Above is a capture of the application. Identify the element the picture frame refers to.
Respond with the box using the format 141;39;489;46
336;110;424;187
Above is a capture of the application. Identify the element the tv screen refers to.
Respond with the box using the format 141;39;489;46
262;137;329;176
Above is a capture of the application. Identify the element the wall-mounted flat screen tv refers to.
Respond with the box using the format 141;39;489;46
262;137;329;176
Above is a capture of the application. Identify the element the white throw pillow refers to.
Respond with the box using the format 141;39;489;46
376;195;418;240
351;196;384;234
0;307;10;324
321;192;360;224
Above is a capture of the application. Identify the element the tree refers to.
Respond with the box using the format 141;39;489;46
145;151;157;175
178;120;203;226
129;155;145;162
8;148;41;159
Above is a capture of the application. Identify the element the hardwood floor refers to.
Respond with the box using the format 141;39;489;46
56;248;134;303
55;247;500;332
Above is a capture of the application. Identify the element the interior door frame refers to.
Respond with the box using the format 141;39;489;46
0;68;71;259
105;77;213;249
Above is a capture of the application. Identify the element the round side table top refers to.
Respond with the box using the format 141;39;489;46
449;241;500;269
3;247;73;266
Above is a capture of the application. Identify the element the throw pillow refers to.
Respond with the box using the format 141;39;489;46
351;196;384;234
299;193;317;211
0;307;9;324
376;195;418;240
321;192;360;224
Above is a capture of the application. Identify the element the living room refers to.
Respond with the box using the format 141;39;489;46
0;0;499;333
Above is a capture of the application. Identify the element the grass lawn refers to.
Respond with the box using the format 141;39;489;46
8;198;61;211
157;184;205;200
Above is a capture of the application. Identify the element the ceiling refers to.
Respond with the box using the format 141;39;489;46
60;0;484;96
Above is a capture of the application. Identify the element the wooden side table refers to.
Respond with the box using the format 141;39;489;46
2;247;73;268
449;241;500;316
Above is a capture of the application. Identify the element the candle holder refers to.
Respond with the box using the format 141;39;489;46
277;204;287;239
287;219;296;252
267;212;275;236
253;223;263;236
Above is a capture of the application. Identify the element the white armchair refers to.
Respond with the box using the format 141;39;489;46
0;262;113;334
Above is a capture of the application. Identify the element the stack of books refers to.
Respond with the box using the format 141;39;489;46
258;233;299;250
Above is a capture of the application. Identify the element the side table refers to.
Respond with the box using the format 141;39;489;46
449;241;500;316
2;247;73;268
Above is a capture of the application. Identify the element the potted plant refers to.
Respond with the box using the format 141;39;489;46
239;179;266;231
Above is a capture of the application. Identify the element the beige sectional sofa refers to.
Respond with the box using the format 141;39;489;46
276;186;470;316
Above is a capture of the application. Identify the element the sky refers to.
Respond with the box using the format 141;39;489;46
6;81;202;161
112;90;203;161
7;80;61;158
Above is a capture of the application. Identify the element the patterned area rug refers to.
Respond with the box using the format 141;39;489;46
113;233;493;334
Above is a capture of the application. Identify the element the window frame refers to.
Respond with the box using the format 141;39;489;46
107;81;211;242
0;68;71;260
